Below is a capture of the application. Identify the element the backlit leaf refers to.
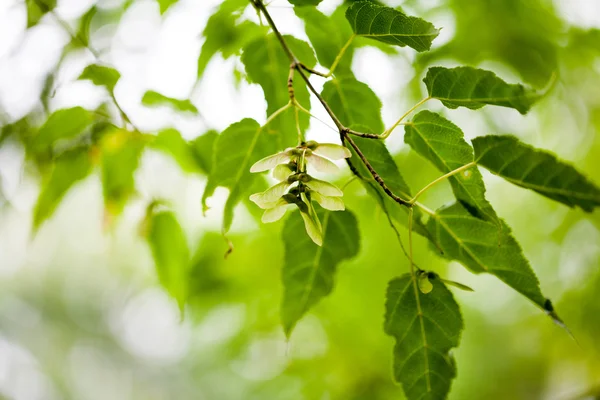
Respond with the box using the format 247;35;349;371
142;91;198;114
147;210;190;310
33;149;92;229
473;135;600;212
288;0;322;5
202;119;277;232
427;202;555;313
385;273;463;400
197;0;267;79
100;128;145;215
294;6;354;76
345;2;439;52
151;129;199;173
79;64;120;93
242;35;316;148
423;66;540;114
191;130;218;175
282;209;359;336
404;111;499;223
157;0;178;14
26;0;57;28
32;107;93;155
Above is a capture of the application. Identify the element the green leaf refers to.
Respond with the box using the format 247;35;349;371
242;34;316;148
74;6;97;48
288;0;322;7
79;64;121;93
321;78;427;234
100;128;145;215
202;119;277;232
423;66;540;114
294;6;355;76
157;0;178;14
141;91;198;114
151;129;199;173
473;135;600;212
147;210;190;310
385;273;463;400
197;0;266;79
191;130;218;175
33;149;92;229
427;202;554;312
345;2;439;52
26;0;57;28
404;111;499;223
32;107;93;155
282;210;360;336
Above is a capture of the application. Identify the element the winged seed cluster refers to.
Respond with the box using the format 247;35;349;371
249;141;351;246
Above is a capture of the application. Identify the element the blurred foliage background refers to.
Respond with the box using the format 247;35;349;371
1;0;600;399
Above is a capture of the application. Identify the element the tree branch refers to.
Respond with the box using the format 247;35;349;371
250;0;411;207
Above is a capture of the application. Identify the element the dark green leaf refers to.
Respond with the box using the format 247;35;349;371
321;78;427;234
282;210;360;336
157;0;178;14
74;6;97;48
473;135;600;212
33;149;92;229
79;64;121;93
385;273;463;400
294;6;355;76
197;0;266;79
202;119;277;232
26;0;57;28
288;0;322;7
345;2;439;52
32;107;93;154
147;210;190;310
191;130;218;175
242;34;316;148
151;129;199;173
427;202;552;311
423;66;540;114
100;128;145;215
404;111;499;223
141;91;198;114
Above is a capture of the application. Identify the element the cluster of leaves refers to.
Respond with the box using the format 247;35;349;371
2;1;600;399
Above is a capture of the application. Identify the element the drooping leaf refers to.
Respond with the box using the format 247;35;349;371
423;66;540;114
202;119;277;232
385;273;463;400
100;128;145;215
281;209;359;336
345;2;439;52
294;6;355;77
79;64;121;93
427;202;555;313
33;149;92;229
404;111;499;223
147;210;190;310
191;130;218;175
151;129;200;173
26;0;57;28
32;107;93;155
242;35;316;148
473;135;600;212
197;0;267;79
157;0;178;14
141;91;198;114
74;6;97;48
321;78;427;234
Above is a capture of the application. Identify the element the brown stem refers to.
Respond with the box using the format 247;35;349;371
251;0;411;208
